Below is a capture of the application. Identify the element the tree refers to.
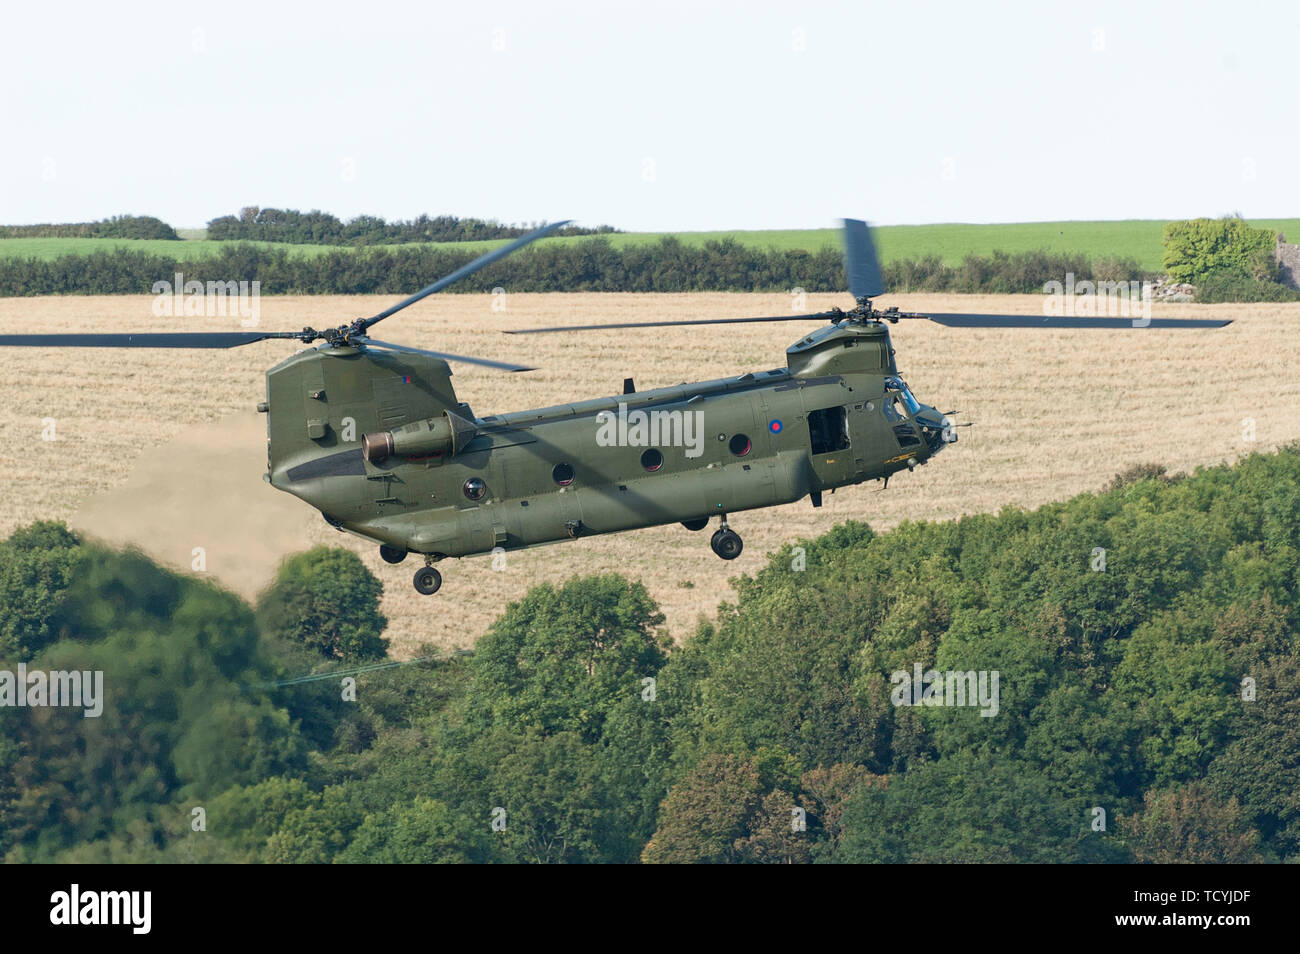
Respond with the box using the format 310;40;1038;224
1162;217;1278;283
834;753;1124;863
641;754;762;864
337;797;488;864
205;777;324;861
594;690;675;862
1120;783;1262;863
469;574;668;741
1110;610;1238;788
1206;656;1300;859
667;524;893;772
0;521;84;660
485;729;614;864
256;548;387;661
799;763;885;858
3;550;304;861
734;790;813;864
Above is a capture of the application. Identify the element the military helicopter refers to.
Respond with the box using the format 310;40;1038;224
0;219;1229;594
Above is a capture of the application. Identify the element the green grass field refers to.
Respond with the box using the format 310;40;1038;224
4;219;1298;272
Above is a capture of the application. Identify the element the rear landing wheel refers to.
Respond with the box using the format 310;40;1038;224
710;527;743;560
413;566;442;595
380;544;407;564
681;517;709;531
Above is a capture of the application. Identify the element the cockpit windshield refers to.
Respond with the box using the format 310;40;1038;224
886;376;922;416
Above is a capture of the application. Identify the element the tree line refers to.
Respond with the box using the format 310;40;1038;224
206;207;615;245
0;238;1151;296
2;443;1297;863
0;215;179;240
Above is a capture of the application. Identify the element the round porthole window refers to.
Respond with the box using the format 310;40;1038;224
463;477;486;500
729;433;752;456
641;448;664;472
552;462;575;486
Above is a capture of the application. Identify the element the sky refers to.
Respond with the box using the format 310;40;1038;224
1;0;1296;231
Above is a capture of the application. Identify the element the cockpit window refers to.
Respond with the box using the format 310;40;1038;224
885;377;921;416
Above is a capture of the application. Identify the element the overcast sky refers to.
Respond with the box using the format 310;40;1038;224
2;0;1296;231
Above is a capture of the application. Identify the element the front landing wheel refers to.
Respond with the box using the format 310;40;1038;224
413;566;443;595
710;527;743;560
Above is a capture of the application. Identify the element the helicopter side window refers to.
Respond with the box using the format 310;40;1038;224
808;406;850;455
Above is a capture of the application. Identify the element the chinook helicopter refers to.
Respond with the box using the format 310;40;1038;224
0;219;1229;594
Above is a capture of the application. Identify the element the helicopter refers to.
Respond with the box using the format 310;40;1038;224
0;219;1230;595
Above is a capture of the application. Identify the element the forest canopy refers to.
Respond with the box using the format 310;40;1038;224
1;445;1297;863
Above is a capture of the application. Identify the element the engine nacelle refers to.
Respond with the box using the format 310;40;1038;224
362;409;478;462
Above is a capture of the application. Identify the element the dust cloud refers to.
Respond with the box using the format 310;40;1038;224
70;413;313;600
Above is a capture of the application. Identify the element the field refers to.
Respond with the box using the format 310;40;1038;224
2;291;1298;657
4;218;1299;271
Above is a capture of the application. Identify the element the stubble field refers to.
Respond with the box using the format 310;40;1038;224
2;292;1298;657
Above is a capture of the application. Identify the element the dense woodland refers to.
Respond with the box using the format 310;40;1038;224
2;447;1297;863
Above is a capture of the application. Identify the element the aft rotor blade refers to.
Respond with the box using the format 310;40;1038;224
360;220;572;330
921;314;1232;329
0;331;295;348
504;312;841;334
358;336;535;372
842;218;884;299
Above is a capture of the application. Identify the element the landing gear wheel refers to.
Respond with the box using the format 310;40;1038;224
413;566;442;595
710;527;743;560
681;517;709;531
379;544;407;564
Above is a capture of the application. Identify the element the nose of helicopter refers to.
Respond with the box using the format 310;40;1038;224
915;406;957;454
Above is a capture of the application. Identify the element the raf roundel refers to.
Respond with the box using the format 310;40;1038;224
769;419;783;435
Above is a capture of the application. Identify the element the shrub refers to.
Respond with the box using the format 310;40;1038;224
1162;217;1279;283
1194;271;1300;303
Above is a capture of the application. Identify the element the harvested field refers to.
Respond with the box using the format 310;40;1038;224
2;292;1297;657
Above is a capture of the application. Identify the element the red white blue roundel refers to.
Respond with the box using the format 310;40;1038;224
769;419;783;434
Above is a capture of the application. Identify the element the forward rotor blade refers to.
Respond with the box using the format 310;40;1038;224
357;337;535;372
504;312;840;334
842;218;884;299
0;331;294;348
921;314;1232;329
360;220;572;330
